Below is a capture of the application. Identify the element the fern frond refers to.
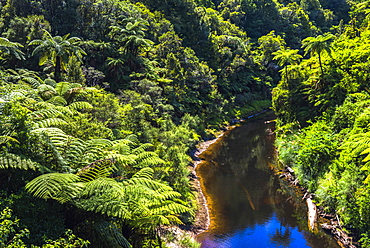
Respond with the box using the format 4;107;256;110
81;177;124;197
85;139;113;148
123;134;139;144
149;202;189;216
23;77;42;88
132;143;153;154
34;101;57;110
127;178;173;193
77;159;116;182
83;139;113;159
133;214;181;230
341;132;370;157
33;118;69;129
47;95;68;106
77;197;131;219
76;178;131;219
54;105;75;116
68;101;93;111
29;108;64;119
107;154;137;168
44;78;57;87
25;173;82;203
111;140;135;155
64;138;86;162
37;84;56;94
131;167;154;179
156;191;182;201
0;153;39;170
55;82;72;96
30;127;70;152
135;152;165;168
18;96;40;108
0;135;19;145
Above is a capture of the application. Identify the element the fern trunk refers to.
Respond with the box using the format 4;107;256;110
55;56;62;82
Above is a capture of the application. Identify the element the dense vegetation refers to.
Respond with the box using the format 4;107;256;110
272;1;370;247
0;0;367;247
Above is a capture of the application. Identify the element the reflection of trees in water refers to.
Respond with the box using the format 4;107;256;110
198;113;340;248
203;119;281;231
219;123;272;177
269;225;292;247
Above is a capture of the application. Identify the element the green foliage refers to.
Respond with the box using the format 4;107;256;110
41;229;90;248
0;207;89;248
0;37;25;61
0;153;39;170
26;164;191;247
29;31;86;82
301;33;335;76
177;233;201;248
0;207;28;248
295;121;337;192
0;0;357;246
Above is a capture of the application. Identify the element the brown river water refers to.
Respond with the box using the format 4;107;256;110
196;112;340;248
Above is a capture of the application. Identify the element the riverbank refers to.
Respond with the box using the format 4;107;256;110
276;163;358;248
159;129;228;248
189;109;272;236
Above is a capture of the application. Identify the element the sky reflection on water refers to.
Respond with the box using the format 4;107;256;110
200;214;313;248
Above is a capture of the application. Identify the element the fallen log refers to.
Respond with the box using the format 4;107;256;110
307;197;317;231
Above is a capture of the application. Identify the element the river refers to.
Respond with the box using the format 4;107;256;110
196;112;339;248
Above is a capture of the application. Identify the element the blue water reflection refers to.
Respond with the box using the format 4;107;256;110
201;214;313;248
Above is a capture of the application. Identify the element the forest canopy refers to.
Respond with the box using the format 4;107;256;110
1;0;369;247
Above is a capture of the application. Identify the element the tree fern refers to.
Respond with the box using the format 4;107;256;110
108;154;137;168
37;84;56;100
131;167;153;179
33;101;57;110
123;134;139;144
124;168;173;193
75;177;131;219
0;153;39;170
111;139;135;154
63;138;87;164
64;138;114;168
82;139;113;161
25;173;82;203
53;105;75;116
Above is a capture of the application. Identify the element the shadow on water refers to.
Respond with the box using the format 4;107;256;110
196;112;340;248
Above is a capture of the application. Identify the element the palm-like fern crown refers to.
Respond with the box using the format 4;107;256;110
26;164;189;225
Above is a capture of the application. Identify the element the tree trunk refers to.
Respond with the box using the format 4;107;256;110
285;64;289;84
318;53;324;78
55;56;62;82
